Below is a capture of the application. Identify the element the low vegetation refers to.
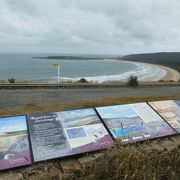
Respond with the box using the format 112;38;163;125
8;78;15;84
78;78;89;83
80;140;180;180
127;75;139;88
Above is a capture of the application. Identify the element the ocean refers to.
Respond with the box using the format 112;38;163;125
0;53;166;83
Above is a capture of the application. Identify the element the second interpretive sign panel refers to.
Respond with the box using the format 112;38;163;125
27;108;113;162
96;103;176;143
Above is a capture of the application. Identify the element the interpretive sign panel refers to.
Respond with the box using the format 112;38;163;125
27;108;113;162
96;103;176;143
148;100;180;133
0;116;32;170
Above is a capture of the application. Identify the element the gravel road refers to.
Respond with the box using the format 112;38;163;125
0;87;179;109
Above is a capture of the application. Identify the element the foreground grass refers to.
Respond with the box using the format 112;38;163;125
80;140;180;180
0;94;180;117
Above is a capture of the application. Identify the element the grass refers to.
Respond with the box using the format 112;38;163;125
9;138;179;180
79;141;180;180
0;94;179;117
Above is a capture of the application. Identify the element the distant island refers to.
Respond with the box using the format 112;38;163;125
32;55;115;60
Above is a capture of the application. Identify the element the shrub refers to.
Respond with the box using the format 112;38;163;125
8;78;15;84
78;78;89;83
177;144;180;149
127;75;139;88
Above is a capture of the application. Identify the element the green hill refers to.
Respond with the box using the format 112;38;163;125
122;52;180;72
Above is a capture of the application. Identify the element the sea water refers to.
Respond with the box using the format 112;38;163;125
0;53;166;83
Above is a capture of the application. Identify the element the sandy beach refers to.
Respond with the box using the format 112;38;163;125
144;63;180;82
119;60;180;82
158;65;180;81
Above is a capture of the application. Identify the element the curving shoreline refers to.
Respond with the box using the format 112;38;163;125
158;65;180;81
0;58;179;84
119;60;180;82
59;60;179;83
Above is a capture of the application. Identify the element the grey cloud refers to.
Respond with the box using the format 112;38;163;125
4;0;38;15
0;0;180;54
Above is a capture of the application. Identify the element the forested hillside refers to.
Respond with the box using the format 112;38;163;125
122;52;180;72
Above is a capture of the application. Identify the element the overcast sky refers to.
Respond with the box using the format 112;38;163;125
0;0;180;55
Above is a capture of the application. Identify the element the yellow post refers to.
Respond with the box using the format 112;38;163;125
52;64;60;83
